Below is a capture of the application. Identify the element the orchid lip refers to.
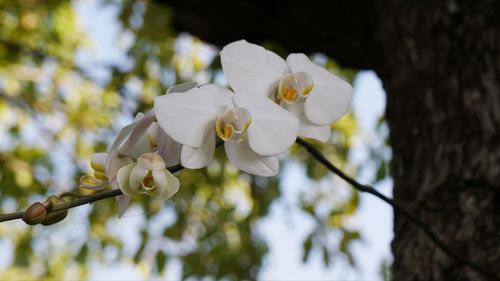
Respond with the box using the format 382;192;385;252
140;172;156;193
276;71;314;104
117;153;179;201
215;105;252;143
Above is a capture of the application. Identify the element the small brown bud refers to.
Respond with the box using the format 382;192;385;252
41;210;68;225
22;202;47;225
43;195;59;208
41;197;68;226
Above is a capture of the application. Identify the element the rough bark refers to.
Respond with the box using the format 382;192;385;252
378;1;500;280
162;0;500;279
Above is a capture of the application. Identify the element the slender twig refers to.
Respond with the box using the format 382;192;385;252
0;212;24;222
295;137;499;280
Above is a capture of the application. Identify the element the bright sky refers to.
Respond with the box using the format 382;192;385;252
1;1;394;280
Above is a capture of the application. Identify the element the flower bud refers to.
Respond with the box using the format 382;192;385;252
91;153;108;174
43;195;59;208
41;197;68;226
22;202;47;225
41;209;68;225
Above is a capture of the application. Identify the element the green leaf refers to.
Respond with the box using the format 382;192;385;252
375;159;388;181
339;230;361;266
76;244;88;263
134;230;149;263
302;233;314;262
322;246;330;267
156;250;167;274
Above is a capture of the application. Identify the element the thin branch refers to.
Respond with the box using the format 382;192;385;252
295;137;499;280
0;212;24;222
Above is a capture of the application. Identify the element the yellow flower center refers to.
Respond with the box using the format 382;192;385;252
277;71;314;104
215;106;252;142
216;122;234;140
282;87;298;102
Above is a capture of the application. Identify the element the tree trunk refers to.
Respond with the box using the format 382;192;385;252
377;1;500;280
162;0;500;279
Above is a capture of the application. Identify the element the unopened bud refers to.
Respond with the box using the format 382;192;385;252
41;197;68;226
43;195;59;208
41;210;68;225
22;202;47;225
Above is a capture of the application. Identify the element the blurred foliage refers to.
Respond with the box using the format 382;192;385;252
0;0;389;280
380;258;392;281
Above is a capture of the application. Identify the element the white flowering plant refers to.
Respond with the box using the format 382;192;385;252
76;40;353;217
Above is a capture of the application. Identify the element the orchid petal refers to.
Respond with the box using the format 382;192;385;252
116;195;131;218
160;170;180;201
117;163;136;196
146;122;160;146
119;110;156;157
166;81;198;94
129;164;149;191
151;170;167;197
137;153;166;171
131;122;162;158
284;103;331;142
234;94;299;156
157;129;182;167
299;122;331;143
125;125;156;159
108;156;133;189
180;129;216;169
225;140;279;177
154;87;230;147
134;112;145;121
198;84;235;108
106;110;154;181
220;40;288;96
106;123;137;181
286;53;352;125
151;170;180;201
232;107;252;132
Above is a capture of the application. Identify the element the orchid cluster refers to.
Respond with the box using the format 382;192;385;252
80;40;352;216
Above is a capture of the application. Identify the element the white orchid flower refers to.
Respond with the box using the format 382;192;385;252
81;83;195;217
106;114;181;217
116;153;180;201
220;40;353;143
105;83;199;215
106;110;183;187
154;84;299;177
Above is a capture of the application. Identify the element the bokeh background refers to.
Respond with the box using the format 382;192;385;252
0;1;392;280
